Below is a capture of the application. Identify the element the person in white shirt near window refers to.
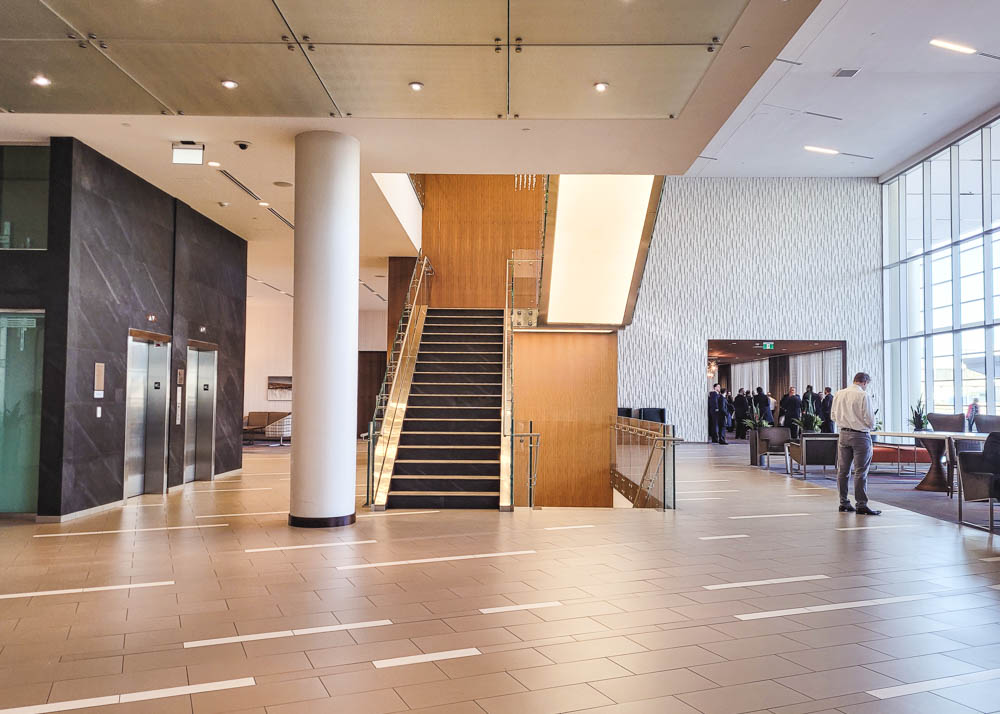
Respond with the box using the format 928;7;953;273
830;372;881;516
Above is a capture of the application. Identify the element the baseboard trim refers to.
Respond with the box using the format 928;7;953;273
215;468;243;480
36;499;125;523
289;513;356;528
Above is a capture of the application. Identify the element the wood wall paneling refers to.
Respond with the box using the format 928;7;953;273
422;174;544;308
387;256;417;356
512;332;617;508
358;351;387;436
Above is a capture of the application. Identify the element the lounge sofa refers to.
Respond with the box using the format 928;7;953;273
243;411;291;444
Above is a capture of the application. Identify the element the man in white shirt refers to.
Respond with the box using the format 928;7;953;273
830;372;881;516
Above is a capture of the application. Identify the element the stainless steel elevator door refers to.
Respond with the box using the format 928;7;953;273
143;342;170;495
123;338;149;498
194;350;217;481
183;348;198;483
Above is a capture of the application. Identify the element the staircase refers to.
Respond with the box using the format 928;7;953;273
387;308;503;509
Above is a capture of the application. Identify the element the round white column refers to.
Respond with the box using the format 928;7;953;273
289;131;360;527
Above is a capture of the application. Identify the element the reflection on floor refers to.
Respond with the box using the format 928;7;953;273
2;445;1000;712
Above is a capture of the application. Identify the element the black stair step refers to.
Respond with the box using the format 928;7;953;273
396;446;500;461
409;383;501;396
423;325;503;335
424;317;504;326
394;460;500;476
408;395;501;408
400;432;501;446
419;343;502;354
387;493;500;509
413;373;500;384
390;476;501;492
415;362;501;374
422;333;503;343
427;309;504;317
403;418;500;432
405;406;499;419
418;352;501;364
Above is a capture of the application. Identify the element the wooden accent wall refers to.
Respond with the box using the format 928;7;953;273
422;174;544;308
357;351;387;436
387;256;417;355
512;332;617;508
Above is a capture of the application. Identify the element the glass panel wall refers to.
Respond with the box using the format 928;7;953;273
0;146;49;250
0;312;44;513
883;121;1000;431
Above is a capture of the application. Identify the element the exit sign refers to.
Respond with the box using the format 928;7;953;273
762;342;775;350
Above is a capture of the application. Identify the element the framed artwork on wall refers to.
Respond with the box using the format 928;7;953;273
267;375;291;401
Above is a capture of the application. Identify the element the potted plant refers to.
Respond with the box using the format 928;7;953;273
743;405;772;466
871;408;883;442
792;401;823;436
909;397;928;431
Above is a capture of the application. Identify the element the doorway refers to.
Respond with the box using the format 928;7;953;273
123;331;171;498
0;311;44;513
183;344;218;482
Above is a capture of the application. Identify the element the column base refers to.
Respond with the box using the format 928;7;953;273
288;513;356;528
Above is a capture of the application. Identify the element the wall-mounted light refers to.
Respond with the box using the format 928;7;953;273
171;141;204;165
146;313;157;323
31;75;52;87
929;38;976;54
198;326;207;333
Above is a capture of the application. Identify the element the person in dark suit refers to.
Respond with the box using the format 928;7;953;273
708;383;728;444
802;385;822;416
821;387;835;432
780;387;804;440
734;389;750;439
753;386;773;423
725;390;735;433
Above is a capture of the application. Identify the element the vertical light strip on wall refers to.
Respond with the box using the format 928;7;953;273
546;175;655;324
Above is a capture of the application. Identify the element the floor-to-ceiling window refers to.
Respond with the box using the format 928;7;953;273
883;119;999;430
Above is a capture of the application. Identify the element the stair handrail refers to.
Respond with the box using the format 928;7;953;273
500;258;514;510
368;256;432;509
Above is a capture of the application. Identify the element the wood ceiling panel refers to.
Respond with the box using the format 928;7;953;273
0;0;74;39
43;0;289;42
102;43;333;116
0;40;166;113
510;45;716;119
509;0;750;45
275;0;506;44
311;45;506;118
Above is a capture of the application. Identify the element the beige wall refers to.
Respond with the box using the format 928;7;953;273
244;301;387;413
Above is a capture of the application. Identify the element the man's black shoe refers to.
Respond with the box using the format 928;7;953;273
718;440;728;445
839;503;856;512
856;506;882;516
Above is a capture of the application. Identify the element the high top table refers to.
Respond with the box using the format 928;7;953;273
877;430;955;493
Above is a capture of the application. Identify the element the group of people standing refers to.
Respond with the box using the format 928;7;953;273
708;383;836;443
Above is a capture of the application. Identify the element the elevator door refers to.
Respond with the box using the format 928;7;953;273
0;312;45;513
183;347;218;482
123;335;170;498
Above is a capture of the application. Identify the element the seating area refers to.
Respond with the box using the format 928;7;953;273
243;411;292;445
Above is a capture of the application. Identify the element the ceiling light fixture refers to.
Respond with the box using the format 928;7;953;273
594;81;610;93
408;81;424;91
258;201;269;207
171;141;205;165
31;75;51;87
804;145;840;155
929;38;976;54
220;79;239;89
207;161;221;168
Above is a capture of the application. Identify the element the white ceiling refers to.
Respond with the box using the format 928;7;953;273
688;0;1000;178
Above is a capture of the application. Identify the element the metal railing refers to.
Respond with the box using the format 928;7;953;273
366;256;433;508
610;417;680;509
501;254;543;509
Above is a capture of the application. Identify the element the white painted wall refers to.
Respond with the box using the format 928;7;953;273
244;300;387;414
619;177;882;441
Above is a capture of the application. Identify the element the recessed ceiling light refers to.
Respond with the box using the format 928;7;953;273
930;38;976;54
31;75;51;87
220;79;239;89
804;145;840;155
273;180;293;188
408;81;424;91
258;201;269;207
594;81;610;93
207;161;221;168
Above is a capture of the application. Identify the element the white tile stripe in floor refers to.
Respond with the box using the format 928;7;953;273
33;524;229;537
0;580;174;600
244;539;376;553
866;667;1000;699
704;574;829;590
0;677;256;714
734;593;934;620
479;601;563;614
372;647;482;669
335;550;537;570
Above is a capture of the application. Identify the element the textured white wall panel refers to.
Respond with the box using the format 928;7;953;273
619;177;882;440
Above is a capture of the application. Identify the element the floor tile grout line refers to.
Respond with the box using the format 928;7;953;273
183;619;393;648
33;524;229;538
336;550;537;571
244;539;377;553
866;666;1000;699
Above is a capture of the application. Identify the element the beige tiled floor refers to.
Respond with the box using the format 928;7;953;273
4;444;1000;712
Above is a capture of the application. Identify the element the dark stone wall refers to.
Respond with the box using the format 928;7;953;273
169;203;246;486
0;137;247;516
